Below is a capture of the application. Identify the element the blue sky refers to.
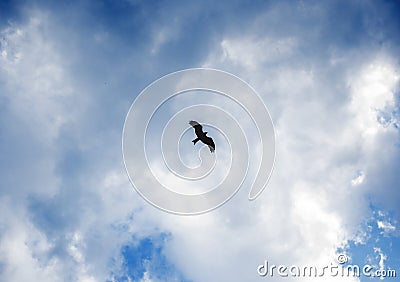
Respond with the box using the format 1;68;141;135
0;0;399;281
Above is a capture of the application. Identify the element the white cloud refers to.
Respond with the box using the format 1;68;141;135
0;14;75;141
351;171;365;186
373;247;387;274
0;198;62;282
218;36;298;69
377;220;396;235
348;61;398;142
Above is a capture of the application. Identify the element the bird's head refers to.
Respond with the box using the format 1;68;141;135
204;131;208;135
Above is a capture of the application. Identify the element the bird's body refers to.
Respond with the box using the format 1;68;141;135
189;120;215;152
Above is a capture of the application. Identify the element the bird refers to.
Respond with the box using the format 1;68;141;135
189;120;215;152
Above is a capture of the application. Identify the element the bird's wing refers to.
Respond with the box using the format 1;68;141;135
189;120;204;136
189;120;201;128
204;137;215;151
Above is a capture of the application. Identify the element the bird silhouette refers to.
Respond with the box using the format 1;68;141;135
189;120;215;152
